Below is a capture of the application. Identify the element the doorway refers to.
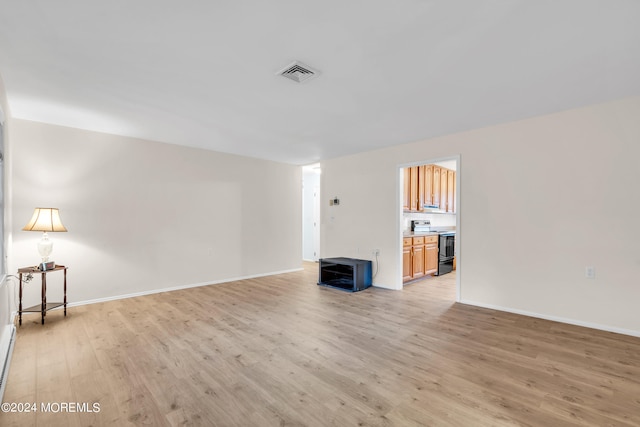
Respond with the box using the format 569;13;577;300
302;164;321;262
399;156;460;301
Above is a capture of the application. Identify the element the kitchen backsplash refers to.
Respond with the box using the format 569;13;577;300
403;212;456;231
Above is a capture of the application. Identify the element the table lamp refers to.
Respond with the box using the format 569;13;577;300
22;207;67;270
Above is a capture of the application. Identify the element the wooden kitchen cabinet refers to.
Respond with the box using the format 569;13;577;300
403;235;439;283
403;164;456;213
402;166;421;212
417;165;426;210
453;234;457;270
424;235;439;275
447;169;455;213
402;168;411;211
410;166;419;211
432;166;441;209
402;238;413;281
439;167;448;212
412;236;425;279
404;165;427;212
422;164;434;207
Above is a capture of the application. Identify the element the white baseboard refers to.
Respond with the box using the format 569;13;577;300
0;273;15;401
0;324;16;401
371;282;395;290
459;299;640;338
69;267;303;308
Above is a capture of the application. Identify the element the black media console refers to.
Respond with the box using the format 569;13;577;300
318;257;372;292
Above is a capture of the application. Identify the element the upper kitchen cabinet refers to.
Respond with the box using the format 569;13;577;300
403;168;411;211
447;169;455;213
410;166;419;211
403;164;456;213
403;166;420;211
438;167;456;213
422;164;434;207
432;165;441;209
404;165;424;212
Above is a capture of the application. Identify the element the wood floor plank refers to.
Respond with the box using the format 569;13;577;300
2;262;640;426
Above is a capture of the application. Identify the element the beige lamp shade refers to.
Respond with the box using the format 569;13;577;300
22;208;68;232
23;208;67;264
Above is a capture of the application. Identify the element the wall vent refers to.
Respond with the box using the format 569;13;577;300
277;61;319;83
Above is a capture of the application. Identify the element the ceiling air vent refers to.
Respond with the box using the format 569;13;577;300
277;61;319;83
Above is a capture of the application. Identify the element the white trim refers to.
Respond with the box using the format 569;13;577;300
459;299;640;338
396;167;403;290
454;155;461;303
0;324;15;401
371;282;393;290
0;273;13;402
68;267;303;307
397;154;461;302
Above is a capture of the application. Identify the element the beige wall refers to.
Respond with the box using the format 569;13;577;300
5;91;640;336
9;120;302;307
0;74;13;381
321;97;640;336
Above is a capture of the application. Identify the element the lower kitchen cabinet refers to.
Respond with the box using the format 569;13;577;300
402;239;413;282
412;236;425;279
403;235;439;283
425;236;438;275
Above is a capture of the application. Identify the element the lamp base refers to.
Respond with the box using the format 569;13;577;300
38;261;56;271
37;232;53;262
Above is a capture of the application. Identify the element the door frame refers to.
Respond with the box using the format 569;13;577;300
312;184;320;261
397;155;461;302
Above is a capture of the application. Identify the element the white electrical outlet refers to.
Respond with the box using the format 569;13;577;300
585;266;595;279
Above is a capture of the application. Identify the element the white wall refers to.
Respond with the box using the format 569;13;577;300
8;119;302;308
321;97;640;336
0;73;14;400
0;73;8;277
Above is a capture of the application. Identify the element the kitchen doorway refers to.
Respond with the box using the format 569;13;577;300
399;156;460;302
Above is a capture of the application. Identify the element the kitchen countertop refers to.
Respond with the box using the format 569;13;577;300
404;230;456;237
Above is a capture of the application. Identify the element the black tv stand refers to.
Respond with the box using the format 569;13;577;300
318;257;372;292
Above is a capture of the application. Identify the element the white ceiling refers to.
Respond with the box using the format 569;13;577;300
1;1;639;165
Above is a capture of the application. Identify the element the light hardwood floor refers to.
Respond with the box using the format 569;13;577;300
2;263;639;426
